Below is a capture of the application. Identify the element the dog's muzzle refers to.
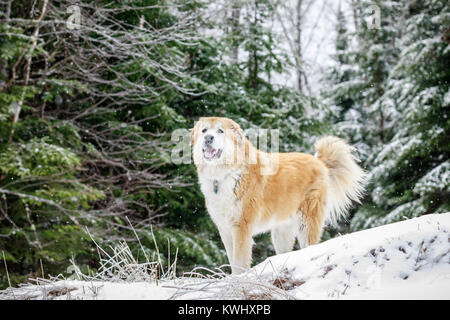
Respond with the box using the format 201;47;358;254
203;136;222;161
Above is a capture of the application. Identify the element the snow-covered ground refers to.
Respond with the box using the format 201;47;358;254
1;213;449;300
252;213;450;299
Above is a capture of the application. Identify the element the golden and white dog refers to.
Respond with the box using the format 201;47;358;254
191;117;366;274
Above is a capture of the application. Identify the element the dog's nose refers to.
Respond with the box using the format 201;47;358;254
204;134;214;145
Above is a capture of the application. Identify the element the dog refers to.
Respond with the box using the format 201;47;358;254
191;117;366;274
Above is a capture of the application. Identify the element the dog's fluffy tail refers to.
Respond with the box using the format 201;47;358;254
315;136;367;226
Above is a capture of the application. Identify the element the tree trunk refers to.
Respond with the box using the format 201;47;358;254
295;0;303;92
8;0;49;143
230;0;241;62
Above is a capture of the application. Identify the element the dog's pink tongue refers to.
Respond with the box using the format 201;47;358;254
205;148;216;158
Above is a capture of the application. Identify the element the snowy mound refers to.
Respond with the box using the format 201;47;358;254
1;213;449;300
252;213;450;299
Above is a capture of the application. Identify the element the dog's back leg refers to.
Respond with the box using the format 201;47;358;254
296;212;309;249
298;186;327;247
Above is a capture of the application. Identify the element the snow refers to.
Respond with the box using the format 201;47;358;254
414;161;450;197
2;213;449;300
72;281;176;300
252;213;450;299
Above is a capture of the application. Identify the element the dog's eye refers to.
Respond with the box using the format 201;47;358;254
202;128;207;133
217;129;224;134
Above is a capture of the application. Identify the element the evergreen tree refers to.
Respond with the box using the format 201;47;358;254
321;1;402;161
321;4;365;145
351;0;450;230
322;0;449;233
0;0;225;287
0;0;326;287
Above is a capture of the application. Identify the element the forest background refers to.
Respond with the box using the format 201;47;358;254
0;0;448;288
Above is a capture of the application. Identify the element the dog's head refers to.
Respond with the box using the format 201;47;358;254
191;117;244;166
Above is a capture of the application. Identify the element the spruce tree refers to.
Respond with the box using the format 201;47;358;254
322;1;402;161
351;0;450;230
321;4;367;152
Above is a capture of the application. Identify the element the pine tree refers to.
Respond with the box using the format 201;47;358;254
321;4;365;145
351;0;450;230
0;0;328;287
322;1;402;161
0;0;225;288
354;0;402;146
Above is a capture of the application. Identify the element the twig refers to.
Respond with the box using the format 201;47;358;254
2;250;12;288
40;259;45;279
7;0;49;142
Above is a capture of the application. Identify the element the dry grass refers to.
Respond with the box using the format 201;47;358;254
1;224;299;300
166;265;297;300
0;277;78;300
0;224;178;300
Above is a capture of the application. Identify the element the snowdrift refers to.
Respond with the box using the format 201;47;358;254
1;213;449;300
252;212;450;299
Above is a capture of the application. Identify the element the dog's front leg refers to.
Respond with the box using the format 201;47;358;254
231;222;252;274
218;226;234;268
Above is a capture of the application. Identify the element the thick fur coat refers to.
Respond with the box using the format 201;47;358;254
191;117;366;274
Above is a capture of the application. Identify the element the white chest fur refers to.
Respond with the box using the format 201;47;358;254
198;167;242;226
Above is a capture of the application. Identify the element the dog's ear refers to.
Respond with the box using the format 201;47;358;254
189;128;194;145
190;120;200;146
230;124;244;145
